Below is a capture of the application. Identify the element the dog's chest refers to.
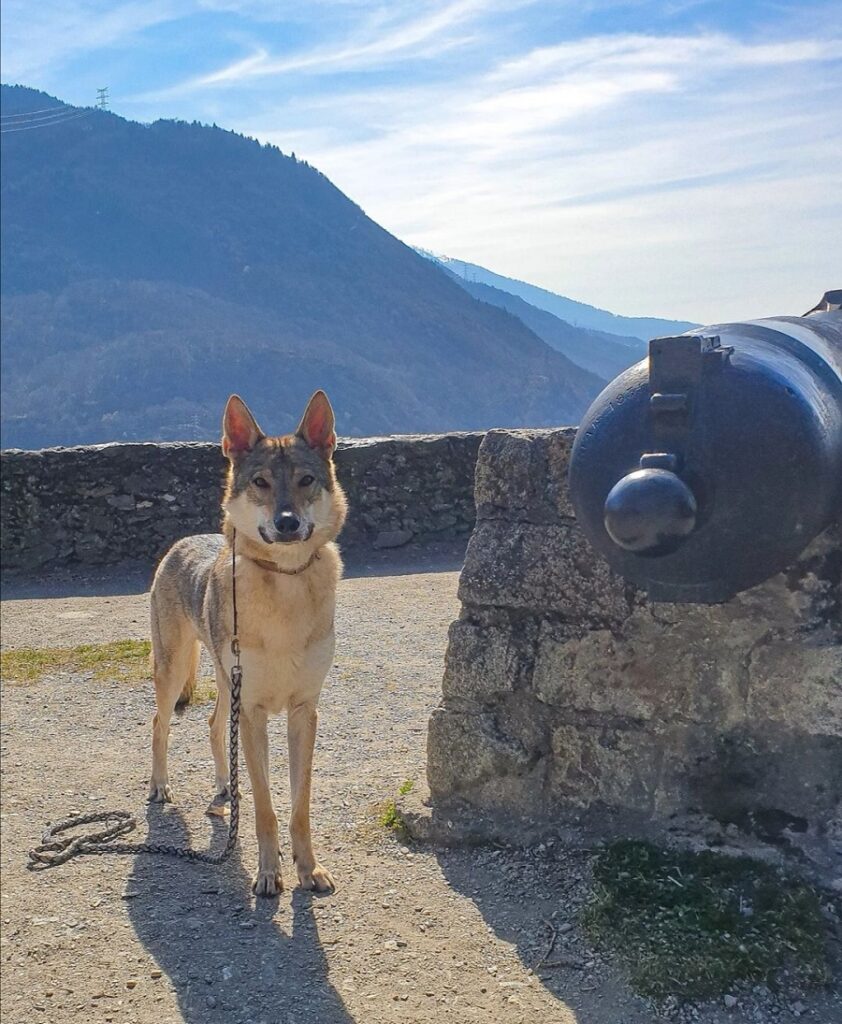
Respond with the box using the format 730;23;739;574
234;571;335;713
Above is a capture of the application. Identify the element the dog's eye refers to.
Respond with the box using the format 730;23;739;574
298;475;315;488
253;476;270;489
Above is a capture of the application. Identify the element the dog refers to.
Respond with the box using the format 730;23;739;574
148;390;347;896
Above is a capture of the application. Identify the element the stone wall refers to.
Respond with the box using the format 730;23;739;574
0;433;482;572
424;428;842;853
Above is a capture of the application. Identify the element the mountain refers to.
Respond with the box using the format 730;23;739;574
440;270;647;380
421;253;698;342
0;85;605;450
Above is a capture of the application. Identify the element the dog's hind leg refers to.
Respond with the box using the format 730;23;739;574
149;601;198;803
206;671;231;816
175;639;200;709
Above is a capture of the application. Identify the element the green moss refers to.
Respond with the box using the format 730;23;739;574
1;640;152;685
581;840;830;1001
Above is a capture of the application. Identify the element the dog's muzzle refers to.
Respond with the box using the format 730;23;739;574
259;516;314;544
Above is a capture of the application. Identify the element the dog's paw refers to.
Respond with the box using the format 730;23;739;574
148;781;174;803
206;789;230;818
298;863;336;894
252;870;284;898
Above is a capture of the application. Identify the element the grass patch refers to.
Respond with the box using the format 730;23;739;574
581;839;830;1001
378;799;403;831
377;798;410;842
378;780;414;832
191;676;218;705
1;640;152;685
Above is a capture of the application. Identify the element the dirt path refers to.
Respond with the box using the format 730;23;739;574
1;557;838;1024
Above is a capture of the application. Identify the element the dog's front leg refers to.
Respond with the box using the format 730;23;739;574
206;675;231;816
288;701;335;893
240;708;283;896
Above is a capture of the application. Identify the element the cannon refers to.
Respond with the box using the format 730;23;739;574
568;291;842;602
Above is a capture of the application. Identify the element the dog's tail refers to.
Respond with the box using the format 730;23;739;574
174;640;200;709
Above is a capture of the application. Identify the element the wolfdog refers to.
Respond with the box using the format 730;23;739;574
148;391;347;896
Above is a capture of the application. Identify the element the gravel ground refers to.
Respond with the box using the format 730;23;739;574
1;551;839;1024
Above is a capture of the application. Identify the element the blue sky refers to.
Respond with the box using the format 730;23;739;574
2;0;840;322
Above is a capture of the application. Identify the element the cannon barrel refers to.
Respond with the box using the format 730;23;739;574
568;297;842;602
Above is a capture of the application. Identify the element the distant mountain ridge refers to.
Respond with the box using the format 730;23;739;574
419;251;698;342
439;269;647;381
1;84;606;449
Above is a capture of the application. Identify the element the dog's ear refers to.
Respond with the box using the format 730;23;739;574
222;395;264;458
296;390;336;459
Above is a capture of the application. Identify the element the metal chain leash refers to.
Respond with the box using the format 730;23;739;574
28;533;244;870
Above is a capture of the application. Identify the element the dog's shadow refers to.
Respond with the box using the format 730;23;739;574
126;803;353;1024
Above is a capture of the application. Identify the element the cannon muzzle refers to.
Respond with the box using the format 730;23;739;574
568;294;842;602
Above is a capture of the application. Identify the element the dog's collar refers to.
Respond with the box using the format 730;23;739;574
244;550;321;576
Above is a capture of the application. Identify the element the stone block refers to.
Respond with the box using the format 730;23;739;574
441;622;525;703
534;628;657;721
474;428;576;523
533;610;756;729
427;708;531;799
459;520;630;623
747;640;842;736
549;722;667;814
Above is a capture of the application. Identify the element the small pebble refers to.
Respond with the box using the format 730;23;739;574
724;994;738;1009
150;970;162;980
125;979;137;990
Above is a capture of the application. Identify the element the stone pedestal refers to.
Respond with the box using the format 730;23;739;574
424;429;842;857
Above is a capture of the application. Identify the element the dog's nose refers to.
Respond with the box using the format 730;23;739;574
274;511;301;535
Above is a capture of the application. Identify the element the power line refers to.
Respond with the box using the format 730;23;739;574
0;107;76;127
0;109;95;134
96;87;109;111
0;104;70;120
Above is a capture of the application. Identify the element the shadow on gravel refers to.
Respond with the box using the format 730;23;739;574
342;539;467;579
0;561;153;601
0;538;467;600
438;847;650;1024
127;805;354;1024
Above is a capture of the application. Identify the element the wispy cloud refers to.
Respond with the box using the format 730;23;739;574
240;27;841;320
0;0;186;82
135;0;495;100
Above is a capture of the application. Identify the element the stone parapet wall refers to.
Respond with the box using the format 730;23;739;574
426;428;842;847
0;433;482;572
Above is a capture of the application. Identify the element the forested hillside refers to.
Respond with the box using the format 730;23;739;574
1;85;604;448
